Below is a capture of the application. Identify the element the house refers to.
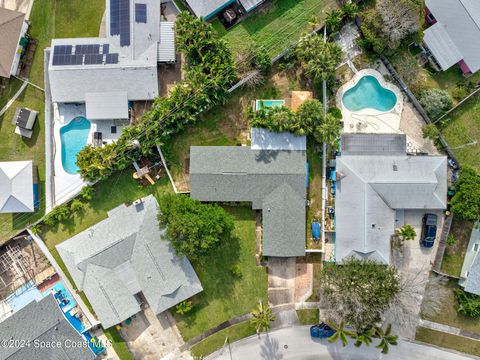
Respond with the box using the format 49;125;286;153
48;0;176;106
56;195;202;329
0;7;28;78
335;134;447;264
424;0;480;76
0;295;95;360
189;128;307;257
12;107;38;138
459;222;480;295
0;161;34;213
183;0;264;20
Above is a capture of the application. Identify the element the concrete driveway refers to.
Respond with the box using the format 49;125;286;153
120;308;185;360
206;326;474;360
268;258;296;306
387;209;444;338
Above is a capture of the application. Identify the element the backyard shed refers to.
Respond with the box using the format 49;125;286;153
12;108;38;138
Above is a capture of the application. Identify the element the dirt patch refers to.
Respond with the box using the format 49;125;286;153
158;54;184;98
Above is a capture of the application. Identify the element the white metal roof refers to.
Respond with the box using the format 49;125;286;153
426;0;480;72
85;91;129;120
424;23;463;70
158;22;176;63
250;128;306;151
0;161;34;213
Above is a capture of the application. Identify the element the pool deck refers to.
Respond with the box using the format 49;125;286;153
336;69;404;134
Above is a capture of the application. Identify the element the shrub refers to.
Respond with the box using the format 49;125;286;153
176;300;193;315
422;124;438;141
451;167;480;221
44;205;71;227
30;224;42;235
452;86;469;101
79;186;95;201
70;199;86;213
230;263;242;278
446;234;457;246
455;288;480;318
158;194;235;259
419;89;453;119
327;107;342;120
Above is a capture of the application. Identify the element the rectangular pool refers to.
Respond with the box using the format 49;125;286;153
42;280;76;313
255;99;285;111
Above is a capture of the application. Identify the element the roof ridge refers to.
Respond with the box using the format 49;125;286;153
459;0;480;32
0;10;25;27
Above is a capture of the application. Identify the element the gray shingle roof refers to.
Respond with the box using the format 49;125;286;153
0;8;25;78
56;195;203;329
190;146;306;257
425;0;480;72
460;222;480;295
185;0;233;18
0;295;95;360
335;136;447;264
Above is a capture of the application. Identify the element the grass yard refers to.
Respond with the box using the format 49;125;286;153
190;321;256;359
174;206;268;342
296;309;319;325
0;0;105;241
441;218;474;277
439;93;480;173
212;0;337;57
164;67;303;191
422;279;480;334
416;327;480;357
104;327;134;360
389;40;480;102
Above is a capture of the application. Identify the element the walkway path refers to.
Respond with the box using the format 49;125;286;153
419;319;480;341
0;81;27;117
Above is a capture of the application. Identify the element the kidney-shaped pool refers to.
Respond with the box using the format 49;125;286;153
342;75;397;112
60;116;91;175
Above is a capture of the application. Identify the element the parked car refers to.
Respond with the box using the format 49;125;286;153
310;323;335;339
421;213;438;248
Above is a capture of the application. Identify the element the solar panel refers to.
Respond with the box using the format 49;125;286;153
103;44;110;54
105;53;119;64
84;54;104;65
135;3;147;23
110;0;131;46
53;45;72;55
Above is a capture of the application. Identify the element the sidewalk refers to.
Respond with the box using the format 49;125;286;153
419;319;480;342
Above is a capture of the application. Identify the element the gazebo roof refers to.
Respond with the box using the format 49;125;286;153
0;161;34;213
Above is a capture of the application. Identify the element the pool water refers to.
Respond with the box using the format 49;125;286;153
60;116;91;174
342;75;397;112
255;99;285;111
42;280;76;313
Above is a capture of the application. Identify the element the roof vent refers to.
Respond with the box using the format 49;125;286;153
371;224;376;229
393;164;398;171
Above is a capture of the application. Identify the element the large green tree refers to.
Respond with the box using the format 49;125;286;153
419;88;453;119
158;194;235;259
320;258;400;331
296;34;343;83
451;167;480;221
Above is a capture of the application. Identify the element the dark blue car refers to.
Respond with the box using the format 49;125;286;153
310;323;335;339
421;214;438;248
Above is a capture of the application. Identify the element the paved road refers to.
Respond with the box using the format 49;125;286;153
206;326;474;360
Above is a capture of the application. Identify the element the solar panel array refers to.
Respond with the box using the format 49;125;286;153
111;0;131;47
52;44;119;66
135;3;147;23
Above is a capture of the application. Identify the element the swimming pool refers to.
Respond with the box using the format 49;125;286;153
60;116;91;174
255;99;285;111
42;280;76;313
342;75;397;112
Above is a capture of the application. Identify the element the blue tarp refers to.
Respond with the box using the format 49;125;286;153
312;221;321;241
33;184;39;209
330;170;336;182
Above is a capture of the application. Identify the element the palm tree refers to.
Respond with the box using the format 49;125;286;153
341;3;358;21
250;300;275;334
373;324;398;354
397;224;417;241
328;321;355;347
314;113;341;146
325;9;343;33
308;15;320;31
353;327;375;347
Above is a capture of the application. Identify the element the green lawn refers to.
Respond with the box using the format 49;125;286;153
190;321;256;359
441;218;474;277
439;93;480;173
104;327;134;360
0;0;105;240
212;0;337;57
174;206;267;341
416;327;480;357
296;309;319;325
422;280;480;334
